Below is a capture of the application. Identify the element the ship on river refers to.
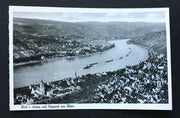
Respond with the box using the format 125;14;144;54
83;62;98;69
105;59;113;63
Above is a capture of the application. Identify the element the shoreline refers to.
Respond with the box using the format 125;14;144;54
13;53;92;67
13;39;144;67
128;40;155;57
14;44;115;67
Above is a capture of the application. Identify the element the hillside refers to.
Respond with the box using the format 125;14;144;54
14;18;165;38
129;30;167;55
13;18;166;63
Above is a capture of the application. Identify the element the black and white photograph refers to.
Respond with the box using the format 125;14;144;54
9;6;172;110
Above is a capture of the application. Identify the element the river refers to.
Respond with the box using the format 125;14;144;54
14;39;149;88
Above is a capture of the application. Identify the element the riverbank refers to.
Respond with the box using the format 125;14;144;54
128;30;167;55
14;42;115;67
128;40;155;58
14;52;168;104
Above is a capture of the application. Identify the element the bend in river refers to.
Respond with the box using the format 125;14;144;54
14;39;149;88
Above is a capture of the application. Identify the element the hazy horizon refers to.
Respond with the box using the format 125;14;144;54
13;11;166;23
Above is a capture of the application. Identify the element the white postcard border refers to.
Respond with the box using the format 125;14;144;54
9;6;172;111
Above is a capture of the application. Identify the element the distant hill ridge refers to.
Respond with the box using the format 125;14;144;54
13;18;166;39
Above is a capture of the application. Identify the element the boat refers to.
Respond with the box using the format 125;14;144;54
119;57;123;60
83;62;98;69
105;59;113;63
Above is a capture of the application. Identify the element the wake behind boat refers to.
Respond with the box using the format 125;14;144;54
83;65;93;69
90;62;98;66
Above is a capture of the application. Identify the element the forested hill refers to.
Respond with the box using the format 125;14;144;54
129;30;167;55
13;18;166;63
13;18;165;39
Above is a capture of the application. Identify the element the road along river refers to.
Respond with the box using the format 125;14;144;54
14;39;149;88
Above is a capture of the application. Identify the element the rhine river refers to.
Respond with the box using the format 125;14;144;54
14;39;149;88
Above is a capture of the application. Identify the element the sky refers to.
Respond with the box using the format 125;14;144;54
13;11;166;23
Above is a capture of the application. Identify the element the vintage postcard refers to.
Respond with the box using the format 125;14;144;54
9;6;172;110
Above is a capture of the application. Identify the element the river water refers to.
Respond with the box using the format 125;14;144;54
14;39;149;88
